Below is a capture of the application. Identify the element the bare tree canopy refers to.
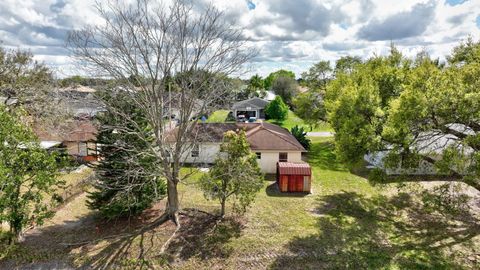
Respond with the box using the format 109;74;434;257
67;0;254;227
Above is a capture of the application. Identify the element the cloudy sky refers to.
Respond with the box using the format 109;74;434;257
0;0;479;78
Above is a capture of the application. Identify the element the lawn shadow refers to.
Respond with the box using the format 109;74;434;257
270;191;480;269
265;182;309;198
165;209;243;262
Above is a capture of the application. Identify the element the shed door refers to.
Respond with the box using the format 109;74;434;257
295;175;304;192
288;176;296;192
280;175;288;192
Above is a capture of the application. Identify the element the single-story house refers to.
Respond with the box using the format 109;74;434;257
232;98;269;119
172;122;307;174
365;125;474;175
34;120;99;162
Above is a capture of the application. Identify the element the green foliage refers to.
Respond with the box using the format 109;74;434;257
292;88;326;127
88;90;166;218
240;74;266;99
447;36;480;65
264;69;295;89
327;40;480;191
0;107;62;244
265;96;289;121
301;60;332;89
199;130;263;216
290;125;311;150
334;56;362;75
271;75;297;105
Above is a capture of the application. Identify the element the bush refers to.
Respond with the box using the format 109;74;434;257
290;125;311;150
265;96;288;121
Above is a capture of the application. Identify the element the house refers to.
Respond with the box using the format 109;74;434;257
365;126;474;175
173;122;307;174
34;120;99;162
232;98;269;120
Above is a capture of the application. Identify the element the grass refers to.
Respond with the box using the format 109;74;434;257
206;110;232;123
267;110;332;132
1;138;479;269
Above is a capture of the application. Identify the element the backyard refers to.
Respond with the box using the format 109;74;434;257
1;137;479;269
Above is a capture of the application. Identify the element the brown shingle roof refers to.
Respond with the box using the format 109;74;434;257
172;122;305;152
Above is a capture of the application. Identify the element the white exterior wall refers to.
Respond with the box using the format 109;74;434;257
255;151;303;174
182;143;221;164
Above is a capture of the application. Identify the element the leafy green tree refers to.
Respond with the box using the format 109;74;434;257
240;74;266;99
271;76;297;105
0;107;62;244
88;90;166;218
326;40;480;191
265;96;289;121
292;88;326;128
264;69;295;89
290;125;311;150
334;56;362;75
199;130;263;217
301;60;332;89
447;36;480;65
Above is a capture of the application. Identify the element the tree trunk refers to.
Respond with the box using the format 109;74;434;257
166;179;179;219
220;199;226;218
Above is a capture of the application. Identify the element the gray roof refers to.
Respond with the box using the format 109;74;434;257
232;98;269;110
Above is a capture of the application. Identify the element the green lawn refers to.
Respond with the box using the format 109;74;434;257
267;110;332;132
2;138;479;269
206;110;232;123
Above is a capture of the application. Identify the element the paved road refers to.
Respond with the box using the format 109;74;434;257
307;131;334;137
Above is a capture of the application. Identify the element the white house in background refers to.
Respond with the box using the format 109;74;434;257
232;98;269;120
365;126;474;175
170;122;306;174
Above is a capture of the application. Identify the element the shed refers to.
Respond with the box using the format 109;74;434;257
277;162;312;193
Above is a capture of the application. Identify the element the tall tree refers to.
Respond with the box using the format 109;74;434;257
301;60;332;89
334;56;362;75
292;88;325;129
199;130;263;217
271;75;297;105
264;69;295;89
68;0;253;226
88;90;166;218
0;107;62;244
0;46;65;127
326;40;480;191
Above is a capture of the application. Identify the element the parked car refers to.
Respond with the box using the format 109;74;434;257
237;114;246;122
248;117;257;123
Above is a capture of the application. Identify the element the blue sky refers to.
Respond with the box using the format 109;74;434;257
0;0;479;78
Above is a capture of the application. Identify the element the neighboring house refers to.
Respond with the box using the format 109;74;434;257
365;126;474;175
34;120;99;162
172;122;306;174
232;97;269;119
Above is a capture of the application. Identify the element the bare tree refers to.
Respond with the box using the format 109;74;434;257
67;0;254;227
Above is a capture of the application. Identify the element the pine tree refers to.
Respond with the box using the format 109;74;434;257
88;91;166;218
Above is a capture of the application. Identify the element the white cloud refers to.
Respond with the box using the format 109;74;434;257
0;0;479;78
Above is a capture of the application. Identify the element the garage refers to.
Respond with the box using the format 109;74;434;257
277;162;312;193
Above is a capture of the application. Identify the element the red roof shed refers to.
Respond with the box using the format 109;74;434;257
277;162;312;193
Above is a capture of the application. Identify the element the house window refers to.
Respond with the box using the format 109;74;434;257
256;152;261;159
191;145;199;157
279;152;288;162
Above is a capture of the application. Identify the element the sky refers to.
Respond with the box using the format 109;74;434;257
0;0;479;79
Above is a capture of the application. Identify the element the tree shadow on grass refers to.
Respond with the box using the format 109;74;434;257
265;182;309;198
270;191;480;269
165;209;243;261
0;204;244;269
